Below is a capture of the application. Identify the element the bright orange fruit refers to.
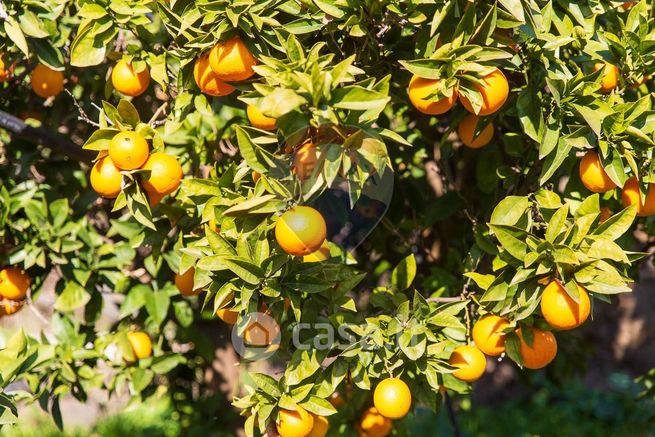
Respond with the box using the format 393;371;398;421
407;75;457;115
275;206;327;256
111;59;150;97
31;64;64;98
90;156;123;198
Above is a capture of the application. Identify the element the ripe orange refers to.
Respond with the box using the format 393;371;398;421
307;414;328;437
373;378;411;419
108;131;149;171
140;152;183;195
359;407;392;437
111;59;150;97
622;177;655;216
126;331;153;362
209;37;257;82
0;53;14;82
460;67;509;116
276;406;314;437
31;64;64;98
599;207;612;223
0;267;30;301
472;314;510;356
293;142;318;181
593;62;620;93
90;156;123;198
303;240;330;263
275;206;327;256
216;307;238;324
175;268;201;296
540;281;590;330
458;114;494;148
147;191;165;207
252;171;261;182
623;1;637;8
516;327;557;369
407;75;457;115
579;150;616;193
449;345;486;382
193;53;235;96
247;105;277;130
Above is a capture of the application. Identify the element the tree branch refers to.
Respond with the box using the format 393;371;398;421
0;110;93;162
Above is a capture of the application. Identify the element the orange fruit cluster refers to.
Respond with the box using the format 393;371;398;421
466;279;590;372
407;67;509;149
90;131;183;206
193;36;257;96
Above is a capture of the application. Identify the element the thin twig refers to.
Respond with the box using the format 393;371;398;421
148;102;168;127
65;89;100;128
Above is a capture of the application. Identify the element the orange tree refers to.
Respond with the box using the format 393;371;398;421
0;0;653;436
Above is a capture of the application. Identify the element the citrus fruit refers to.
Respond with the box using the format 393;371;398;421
90;156;123;198
407;75;457;115
108;131;150;171
31;64;64;98
593;62;620;93
359;407;392;437
540;280;591;330
472;314;510;356
209;37;257;82
449;345;486;382
140;152;183;195
460;67;509;116
126;331;152;362
307;414;328;437
373;378;411;419
0;54;14;82
252;171;261;182
622;177;655;216
0;267;30;301
216;307;238;324
276;406;314;437
293;142;318;181
175;268;201;296
516;327;557;369
458;114;494;148
247;105;277;130
147;191;165;207
303;241;330;263
193;53;235;96
599;207;612;223
579;150;616;193
111;59;150;97
275;206;327;256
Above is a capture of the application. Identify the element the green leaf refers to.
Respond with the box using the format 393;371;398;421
490;196;530;226
391;254;416;291
54;281;91;312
